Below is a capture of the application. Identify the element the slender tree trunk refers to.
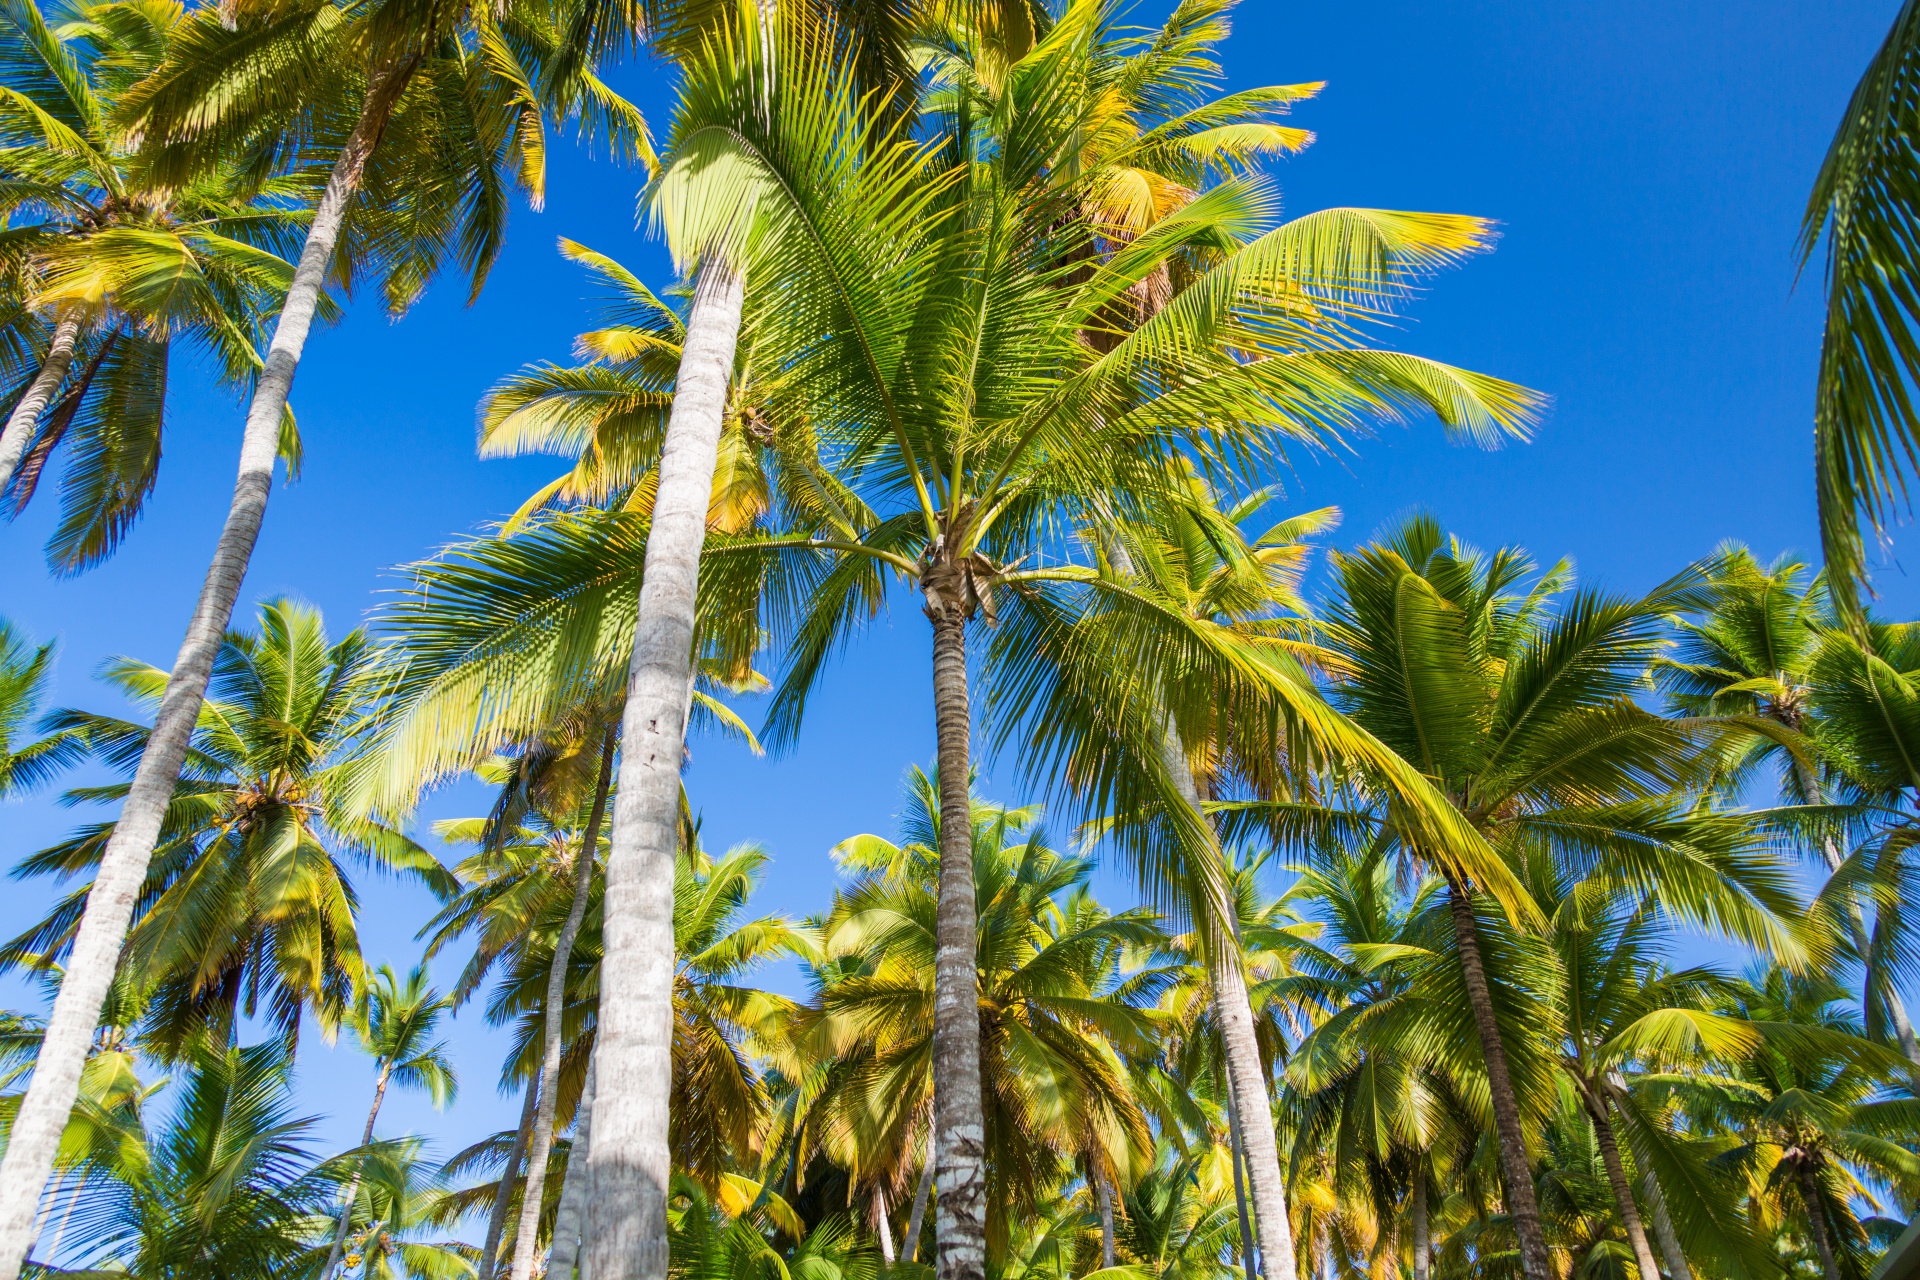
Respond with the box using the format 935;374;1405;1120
1092;1165;1115;1268
512;732;616;1280
1225;1092;1256;1280
1795;759;1920;1064
324;1062;394;1278
874;1183;896;1265
1640;1168;1689;1280
0;63;419;1280
904;1129;934;1262
924;596;989;1280
548;1051;597;1280
1795;1163;1841;1280
0;309;80;494
587;259;744;1280
39;1177;79;1266
1583;1088;1661;1280
1411;1174;1430;1280
1443;877;1552;1280
1157;729;1295;1280
482;1082;542;1280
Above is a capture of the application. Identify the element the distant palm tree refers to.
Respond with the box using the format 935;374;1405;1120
310;1136;474;1280
320;965;457;1280
1;600;453;1057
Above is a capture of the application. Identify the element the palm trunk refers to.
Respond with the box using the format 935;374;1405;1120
0;309;81;494
924;597;989;1280
1157;730;1295;1280
1225;1092;1256;1280
482;1082;542;1280
39;1177;79;1266
904;1129;934;1262
511;731;616;1280
323;1061;395;1278
1092;1165;1115;1269
1411;1174;1430;1280
1582;1087;1661;1280
548;1051;597;1280
874;1184;896;1265
586;259;744;1280
0;63;417;1280
1795;759;1920;1064
1640;1168;1689;1280
1442;876;1552;1280
1795;1163;1841;1280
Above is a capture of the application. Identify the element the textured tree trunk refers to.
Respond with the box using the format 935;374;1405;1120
1225;1091;1256;1280
1795;1163;1841;1280
323;1061;394;1279
904;1130;934;1262
1411;1175;1430;1280
0;63;418;1280
0;309;81;495
1640;1168;1689;1280
924;598;988;1280
1443;877;1552;1280
1157;731;1294;1280
587;260;744;1280
548;1052;597;1280
1092;1165;1115;1268
481;1082;542;1280
512;733;616;1280
874;1183;896;1265
1584;1089;1661;1280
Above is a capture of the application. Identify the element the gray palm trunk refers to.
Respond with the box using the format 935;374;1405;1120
481;1082;542;1280
1158;732;1296;1280
1640;1166;1690;1280
586;259;744;1280
323;1061;395;1279
1582;1087;1662;1280
0;309;82;494
548;1051;597;1280
873;1184;896;1265
1796;1162;1842;1280
0;63;417;1280
1411;1175;1430;1280
1091;1166;1115;1268
511;733;616;1280
1442;877;1553;1280
903;1129;934;1262
923;591;992;1280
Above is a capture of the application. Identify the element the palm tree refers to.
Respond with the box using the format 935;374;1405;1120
44;1040;334;1280
0;0;311;571
1798;0;1920;618
0;619;81;799
311;1137;475;1280
1296;516;1808;1280
0;0;647;1253
320;965;458;1280
0;599;453;1057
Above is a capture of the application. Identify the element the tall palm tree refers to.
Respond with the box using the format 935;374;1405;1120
0;0;646;1257
0;0;312;571
320;964;458;1280
1296;517;1808;1280
311;1136;474;1280
0;599;454;1057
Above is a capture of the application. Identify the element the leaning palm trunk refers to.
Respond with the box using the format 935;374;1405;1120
873;1184;895;1265
482;1083;542;1280
923;584;990;1280
1582;1089;1661;1280
1091;1166;1115;1269
511;732;616;1280
1640;1166;1690;1280
586;259;744;1280
0;308;82;494
1442;877;1553;1280
1158;731;1297;1280
548;1052;597;1280
323;1060;396;1278
1796;1163;1842;1280
903;1130;933;1262
0;63;418;1280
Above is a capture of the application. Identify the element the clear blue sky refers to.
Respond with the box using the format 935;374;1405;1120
0;0;1907;1202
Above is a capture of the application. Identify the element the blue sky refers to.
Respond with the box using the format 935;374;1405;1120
0;0;1908;1204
